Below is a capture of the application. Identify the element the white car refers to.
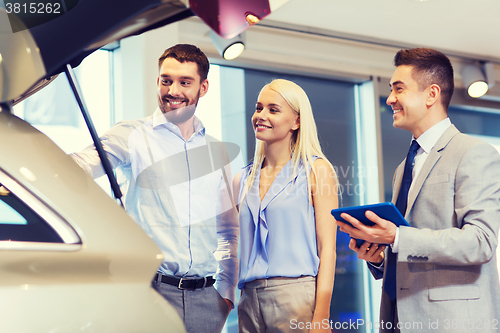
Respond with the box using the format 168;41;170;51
0;110;186;332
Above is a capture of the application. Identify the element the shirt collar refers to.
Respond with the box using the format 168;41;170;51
414;118;451;154
151;107;205;136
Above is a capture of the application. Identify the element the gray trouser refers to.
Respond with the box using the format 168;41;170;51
238;276;316;333
152;279;229;333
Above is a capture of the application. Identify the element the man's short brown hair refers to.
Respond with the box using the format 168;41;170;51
158;44;210;81
394;48;454;110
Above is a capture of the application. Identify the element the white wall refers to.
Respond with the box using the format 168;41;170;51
116;24;180;121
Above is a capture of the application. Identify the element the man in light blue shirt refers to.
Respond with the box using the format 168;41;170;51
71;44;238;333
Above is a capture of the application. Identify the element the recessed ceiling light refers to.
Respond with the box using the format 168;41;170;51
209;30;246;60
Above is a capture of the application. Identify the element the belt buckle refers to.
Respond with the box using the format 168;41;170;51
177;277;208;290
201;277;207;289
177;278;188;290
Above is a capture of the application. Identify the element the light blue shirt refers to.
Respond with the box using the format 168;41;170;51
71;108;238;302
237;158;319;289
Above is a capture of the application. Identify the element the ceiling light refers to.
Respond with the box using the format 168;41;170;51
246;14;260;26
461;62;495;98
209;30;245;60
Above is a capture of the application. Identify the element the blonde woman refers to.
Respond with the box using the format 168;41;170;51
233;79;338;333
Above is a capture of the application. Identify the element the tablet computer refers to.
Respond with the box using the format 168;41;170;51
331;202;410;247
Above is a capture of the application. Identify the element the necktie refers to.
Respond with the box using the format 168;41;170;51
384;139;420;301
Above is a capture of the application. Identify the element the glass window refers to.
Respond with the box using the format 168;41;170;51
0;196;27;225
13;50;111;152
0;183;63;243
13;49;113;194
379;97;413;202
380;98;500;202
448;106;500;138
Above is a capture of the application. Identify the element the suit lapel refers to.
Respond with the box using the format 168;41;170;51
405;125;459;216
392;162;405;204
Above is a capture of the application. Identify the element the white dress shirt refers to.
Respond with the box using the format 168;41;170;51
70;108;239;303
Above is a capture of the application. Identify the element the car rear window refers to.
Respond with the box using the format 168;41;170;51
0;184;64;243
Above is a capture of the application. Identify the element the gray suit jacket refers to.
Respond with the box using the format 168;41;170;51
378;125;500;332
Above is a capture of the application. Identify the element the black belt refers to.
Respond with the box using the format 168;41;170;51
155;273;215;290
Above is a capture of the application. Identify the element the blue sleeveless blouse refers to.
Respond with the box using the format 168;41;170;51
237;158;320;289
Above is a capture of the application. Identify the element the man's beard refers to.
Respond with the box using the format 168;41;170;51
158;91;200;125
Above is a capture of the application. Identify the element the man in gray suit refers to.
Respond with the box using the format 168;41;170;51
338;48;500;332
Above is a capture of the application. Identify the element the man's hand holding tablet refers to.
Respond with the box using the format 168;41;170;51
332;203;410;263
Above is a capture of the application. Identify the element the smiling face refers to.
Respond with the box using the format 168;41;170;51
157;57;208;124
387;65;434;138
252;87;300;145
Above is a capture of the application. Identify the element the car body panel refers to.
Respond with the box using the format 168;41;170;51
0;8;47;103
0;284;184;332
0;111;186;332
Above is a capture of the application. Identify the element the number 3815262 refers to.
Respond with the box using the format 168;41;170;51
6;2;61;14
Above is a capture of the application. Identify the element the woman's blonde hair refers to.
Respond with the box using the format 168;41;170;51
243;79;337;201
